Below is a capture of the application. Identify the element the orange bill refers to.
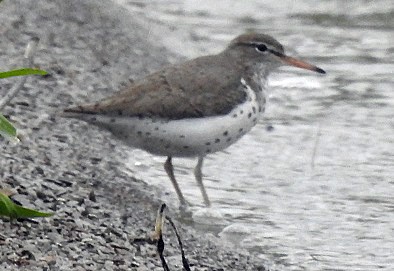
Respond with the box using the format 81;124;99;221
280;55;326;74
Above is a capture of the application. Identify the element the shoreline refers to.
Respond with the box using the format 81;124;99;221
0;0;269;270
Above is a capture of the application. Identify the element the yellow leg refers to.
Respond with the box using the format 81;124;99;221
194;156;211;207
164;156;187;206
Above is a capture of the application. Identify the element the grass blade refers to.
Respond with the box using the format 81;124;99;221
0;113;19;142
0;68;47;79
0;192;53;219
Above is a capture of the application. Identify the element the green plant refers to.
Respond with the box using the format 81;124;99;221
0;190;53;219
0;38;51;220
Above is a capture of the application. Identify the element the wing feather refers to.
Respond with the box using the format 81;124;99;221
64;54;247;120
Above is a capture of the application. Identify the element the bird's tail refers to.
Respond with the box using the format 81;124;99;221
58;104;99;120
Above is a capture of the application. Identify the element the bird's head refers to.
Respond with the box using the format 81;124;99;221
226;32;325;75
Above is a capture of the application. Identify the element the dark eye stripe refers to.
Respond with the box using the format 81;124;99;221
267;49;283;57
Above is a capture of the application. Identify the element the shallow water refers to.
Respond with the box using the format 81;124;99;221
113;1;393;270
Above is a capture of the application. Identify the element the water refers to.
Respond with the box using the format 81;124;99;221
112;1;394;270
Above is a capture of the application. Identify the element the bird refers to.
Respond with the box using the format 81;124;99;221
62;32;325;207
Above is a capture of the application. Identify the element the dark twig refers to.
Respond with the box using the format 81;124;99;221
155;203;191;271
155;204;170;271
158;235;170;271
167;216;191;271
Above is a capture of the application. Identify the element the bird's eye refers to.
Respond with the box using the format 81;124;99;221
255;44;268;52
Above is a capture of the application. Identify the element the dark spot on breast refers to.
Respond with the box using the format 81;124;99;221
155;127;159;131
117;110;123;116
160;138;164;142
206;149;211;153
215;138;220;143
110;118;116;123
253;118;257;123
233;114;237;118
252;106;256;113
145;132;151;136
165;144;170;149
183;146;189;149
137;131;142;136
239;128;243;133
226;137;232;142
90;117;97;122
223;131;229;136
205;142;211;146
180;135;185;138
240;110;244;114
248;113;252;118
258;106;262;112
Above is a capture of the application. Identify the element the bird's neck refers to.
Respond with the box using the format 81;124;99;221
222;51;270;91
242;64;270;96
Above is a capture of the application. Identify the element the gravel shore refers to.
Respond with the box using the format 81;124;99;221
0;1;268;270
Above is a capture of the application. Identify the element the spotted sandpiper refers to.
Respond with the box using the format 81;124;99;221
62;32;325;207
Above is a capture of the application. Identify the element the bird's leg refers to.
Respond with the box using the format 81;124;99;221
194;156;211;207
164;156;187;206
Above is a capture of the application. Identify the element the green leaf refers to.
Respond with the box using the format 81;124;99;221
0;113;19;142
0;68;47;79
0;192;53;219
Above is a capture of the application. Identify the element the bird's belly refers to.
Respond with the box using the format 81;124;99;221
91;94;265;157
